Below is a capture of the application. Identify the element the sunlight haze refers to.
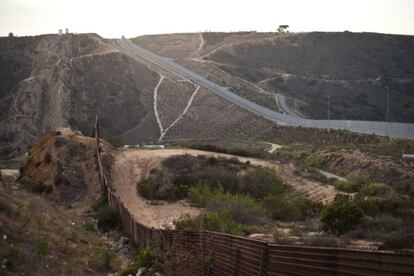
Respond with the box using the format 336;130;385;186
0;0;413;37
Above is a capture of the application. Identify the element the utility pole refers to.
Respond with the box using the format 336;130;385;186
386;85;390;137
327;94;331;121
327;94;331;131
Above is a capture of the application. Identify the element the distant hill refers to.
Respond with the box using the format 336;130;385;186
2;31;412;159
0;33;284;159
133;32;414;122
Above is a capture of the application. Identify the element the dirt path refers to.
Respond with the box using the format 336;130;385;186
111;149;339;229
197;33;205;53
263;142;282;153
153;74;165;140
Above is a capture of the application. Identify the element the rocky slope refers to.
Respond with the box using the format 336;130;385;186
0;33;161;158
0;33;280;159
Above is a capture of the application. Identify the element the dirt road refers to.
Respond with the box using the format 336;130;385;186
111;149;338;229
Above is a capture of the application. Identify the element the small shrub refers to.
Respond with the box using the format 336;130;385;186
33;237;48;260
3;245;19;270
333;180;356;193
138;178;160;200
303;155;326;169
188;184;268;225
121;245;162;275
344;170;371;192
175;210;248;236
99;248;117;270
93;199;121;232
84;222;97;232
381;229;414;250
0;199;19;217
360;183;392;197
239;167;287;199
263;194;322;221
321;195;364;235
346;215;402;240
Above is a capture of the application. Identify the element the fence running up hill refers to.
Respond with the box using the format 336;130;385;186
93;118;414;275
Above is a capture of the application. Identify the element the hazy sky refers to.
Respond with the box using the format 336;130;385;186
1;0;413;38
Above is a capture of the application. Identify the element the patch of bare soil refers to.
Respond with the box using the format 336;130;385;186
111;149;338;229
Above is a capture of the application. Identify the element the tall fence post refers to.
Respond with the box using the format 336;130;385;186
259;247;268;276
207;249;214;276
233;247;240;276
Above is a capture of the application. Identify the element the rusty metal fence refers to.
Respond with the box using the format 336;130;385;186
93;117;414;275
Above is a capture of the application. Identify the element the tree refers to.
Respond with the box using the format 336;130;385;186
8;32;14;37
277;25;289;33
321;195;363;234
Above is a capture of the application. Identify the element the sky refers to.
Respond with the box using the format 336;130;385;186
0;0;413;38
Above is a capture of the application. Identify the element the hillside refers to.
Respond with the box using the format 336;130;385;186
0;33;306;159
2;32;413;160
133;31;414;122
0;129;136;275
0;33;161;158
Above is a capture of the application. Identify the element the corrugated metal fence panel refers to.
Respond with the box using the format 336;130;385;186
203;231;268;276
267;244;414;276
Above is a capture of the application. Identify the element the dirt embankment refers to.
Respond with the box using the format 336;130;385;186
19;128;105;210
110;148;339;229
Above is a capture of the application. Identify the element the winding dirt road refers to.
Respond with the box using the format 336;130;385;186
110;149;338;229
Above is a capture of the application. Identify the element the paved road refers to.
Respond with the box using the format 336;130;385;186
118;38;414;140
275;94;303;118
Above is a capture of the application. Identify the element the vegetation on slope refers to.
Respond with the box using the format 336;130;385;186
138;155;322;235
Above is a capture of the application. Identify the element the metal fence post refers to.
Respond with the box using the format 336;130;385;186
233;247;240;276
259;247;268;276
207;249;214;276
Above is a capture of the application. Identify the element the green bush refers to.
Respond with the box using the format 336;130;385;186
346;215;402;241
174;209;248;236
99;248;117;270
120;246;162;276
381;229;414;250
33;237;48;260
138;156;287;203
188;184;267;225
303;155;326;169
138;178;160;199
360;183;392;197
333;180;357;193
238;167;288;199
3;245;19;270
263;194;322;221
321;195;364;234
345;171;370;192
355;192;414;217
93;199;122;232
